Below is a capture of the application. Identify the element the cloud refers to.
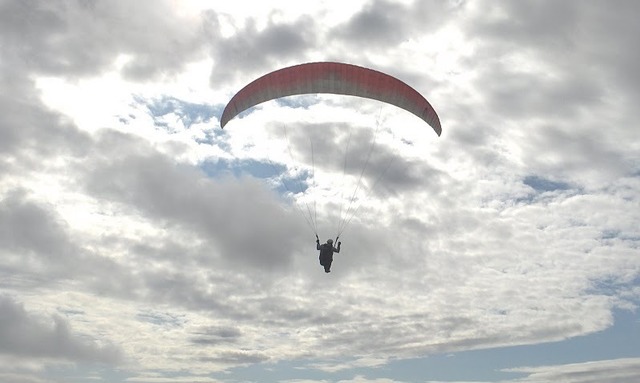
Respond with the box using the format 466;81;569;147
0;188;141;298
190;325;242;345
77;129;307;272
0;74;91;170
199;350;269;365
0;0;207;79
0;296;122;363
0;1;638;382
208;12;317;87
504;358;640;383
330;0;414;47
330;0;454;47
138;95;220;130
0;190;88;284
273;121;447;201
455;1;640;188
0;190;75;264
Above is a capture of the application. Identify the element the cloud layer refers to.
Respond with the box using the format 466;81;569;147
0;0;638;382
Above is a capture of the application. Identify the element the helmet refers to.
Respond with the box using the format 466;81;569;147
327;239;333;244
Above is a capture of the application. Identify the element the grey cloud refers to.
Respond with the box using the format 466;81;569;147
517;123;630;187
0;1;207;179
209;13;317;87
78;130;306;272
445;1;640;189
199;350;269;365
207;0;453;89
0;0;207;80
0;190;91;286
330;0;409;46
191;325;242;345
137;269;238;315
330;0;452;48
475;59;602;121
0;74;91;169
0;190;74;262
468;1;580;50
279;122;445;197
463;1;640;120
0;296;122;363
0;189;138;295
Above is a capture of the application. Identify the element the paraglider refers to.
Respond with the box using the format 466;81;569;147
220;62;441;136
220;62;441;272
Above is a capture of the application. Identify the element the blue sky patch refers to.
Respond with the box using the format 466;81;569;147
275;95;319;110
523;175;572;193
221;95;319;126
201;159;311;196
136;310;185;328
195;127;228;147
136;95;222;129
202;159;284;179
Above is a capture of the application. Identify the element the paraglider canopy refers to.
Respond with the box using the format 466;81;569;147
220;62;441;136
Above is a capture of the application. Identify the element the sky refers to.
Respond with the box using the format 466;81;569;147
0;0;639;382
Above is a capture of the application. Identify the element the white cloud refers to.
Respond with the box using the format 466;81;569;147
504;358;640;383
